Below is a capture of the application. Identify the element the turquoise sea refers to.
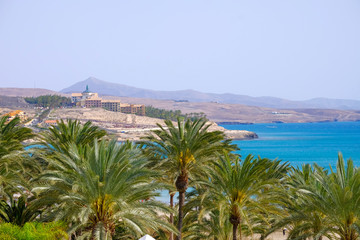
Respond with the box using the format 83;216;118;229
158;121;360;202
222;121;360;169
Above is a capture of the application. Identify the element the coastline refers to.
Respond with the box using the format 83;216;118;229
113;123;258;142
114;128;258;142
44;108;258;142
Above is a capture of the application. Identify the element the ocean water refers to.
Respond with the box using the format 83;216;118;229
158;121;360;202
222;121;360;169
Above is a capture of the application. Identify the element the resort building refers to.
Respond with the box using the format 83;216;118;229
85;97;102;108
102;100;121;112
71;85;99;106
120;104;146;115
3;110;26;122
71;86;145;115
70;93;82;103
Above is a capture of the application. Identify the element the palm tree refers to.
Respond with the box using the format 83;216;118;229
208;153;288;240
34;140;175;239
306;153;360;240
0;194;41;226
273;154;360;240
141;146;177;240
40;119;107;153
141;118;237;240
0;116;34;196
181;187;234;240
270;164;332;240
0;115;34;156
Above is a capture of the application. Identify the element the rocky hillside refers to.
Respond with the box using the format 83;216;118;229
0;96;29;107
48;108;257;141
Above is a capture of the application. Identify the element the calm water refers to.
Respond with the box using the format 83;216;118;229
222;121;360;169
159;121;360;202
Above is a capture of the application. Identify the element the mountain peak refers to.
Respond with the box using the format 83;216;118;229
84;76;104;83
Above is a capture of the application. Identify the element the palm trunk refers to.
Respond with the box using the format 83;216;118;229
91;226;96;240
176;190;185;240
169;192;175;240
232;222;238;240
230;214;241;240
91;222;111;240
239;223;242;240
175;172;188;240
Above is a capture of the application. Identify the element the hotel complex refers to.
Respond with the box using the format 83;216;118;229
71;86;145;116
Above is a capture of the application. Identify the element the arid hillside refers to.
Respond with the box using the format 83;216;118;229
1;87;360;123
49;108;257;141
103;96;360;123
0;88;66;97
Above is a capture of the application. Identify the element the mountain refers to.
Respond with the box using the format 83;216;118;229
303;98;360;110
0;88;65;97
0;95;29;107
60;77;360;110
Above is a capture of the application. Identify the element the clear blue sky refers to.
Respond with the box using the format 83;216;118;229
0;0;359;100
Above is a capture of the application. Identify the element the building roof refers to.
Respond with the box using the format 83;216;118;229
44;120;57;124
71;93;82;97
102;100;120;103
120;103;131;107
5;110;24;117
82;85;91;93
120;104;144;107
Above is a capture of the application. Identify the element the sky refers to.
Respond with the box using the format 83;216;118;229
0;0;359;101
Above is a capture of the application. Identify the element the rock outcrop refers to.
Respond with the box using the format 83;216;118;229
48;108;258;141
223;130;258;140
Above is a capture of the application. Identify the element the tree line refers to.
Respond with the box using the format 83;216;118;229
24;95;72;108
0;115;360;240
144;105;207;121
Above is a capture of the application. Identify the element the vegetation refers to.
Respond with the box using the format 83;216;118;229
144;106;207;121
0;195;41;227
40;119;107;153
206;154;289;240
272;154;360;240
0;222;68;240
37;108;50;122
0;116;34;195
140;118;238;239
0;116;34;155
24;95;72;108
1;116;360;240
34;140;174;239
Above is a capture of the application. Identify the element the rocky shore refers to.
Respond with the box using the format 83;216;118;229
113;125;258;142
223;130;258;140
48;108;258;141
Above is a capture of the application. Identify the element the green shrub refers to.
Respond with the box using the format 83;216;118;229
0;222;68;240
24;95;72;108
0;233;16;240
145;105;207;121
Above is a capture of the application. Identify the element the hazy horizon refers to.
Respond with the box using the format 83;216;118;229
1;1;359;101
